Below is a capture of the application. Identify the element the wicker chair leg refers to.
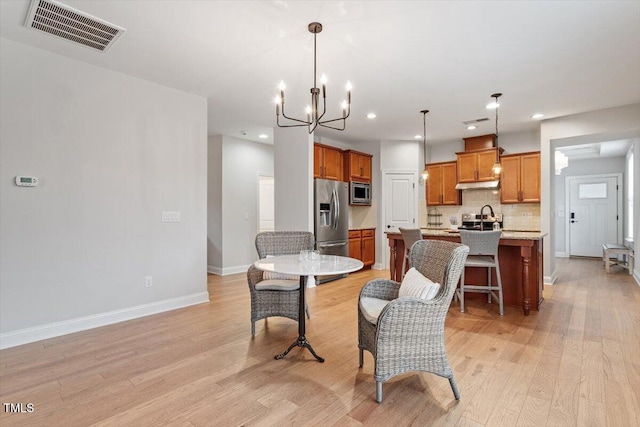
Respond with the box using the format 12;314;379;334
449;377;461;400
376;381;383;403
358;348;363;368
251;321;255;336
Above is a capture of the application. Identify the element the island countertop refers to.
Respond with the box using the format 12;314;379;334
407;228;548;240
387;229;546;315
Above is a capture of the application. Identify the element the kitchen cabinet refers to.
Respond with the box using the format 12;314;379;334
426;161;461;206
349;228;375;267
314;143;343;181
344;150;372;183
457;148;502;183
500;152;541;203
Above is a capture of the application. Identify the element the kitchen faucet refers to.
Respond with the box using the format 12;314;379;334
480;204;495;231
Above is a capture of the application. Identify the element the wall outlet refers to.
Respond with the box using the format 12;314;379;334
145;276;153;287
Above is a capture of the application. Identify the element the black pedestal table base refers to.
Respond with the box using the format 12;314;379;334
275;275;324;363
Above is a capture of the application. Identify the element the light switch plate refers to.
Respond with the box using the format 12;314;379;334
162;211;181;222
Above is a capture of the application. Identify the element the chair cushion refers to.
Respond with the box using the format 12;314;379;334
263;255;300;281
255;279;299;291
359;297;390;325
263;271;300;281
465;255;496;267
399;267;441;300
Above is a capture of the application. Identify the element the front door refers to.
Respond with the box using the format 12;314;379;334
568;175;619;257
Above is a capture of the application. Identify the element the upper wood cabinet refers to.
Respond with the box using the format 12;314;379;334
314;143;343;181
426;161;461;206
344;150;372;183
500;151;541;203
456;148;502;183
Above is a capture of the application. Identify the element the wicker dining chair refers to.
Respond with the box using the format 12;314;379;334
357;239;469;403
247;231;315;336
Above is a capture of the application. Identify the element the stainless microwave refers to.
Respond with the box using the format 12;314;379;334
350;181;371;205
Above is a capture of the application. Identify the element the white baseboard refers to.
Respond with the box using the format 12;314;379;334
555;252;569;258
207;264;250;276
544;271;557;285
634;269;640;287
372;262;384;270
0;292;210;350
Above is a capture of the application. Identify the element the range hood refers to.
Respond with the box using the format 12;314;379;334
455;180;500;190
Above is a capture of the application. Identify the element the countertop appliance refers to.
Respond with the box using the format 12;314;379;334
350;181;371;205
459;213;503;231
314;179;349;283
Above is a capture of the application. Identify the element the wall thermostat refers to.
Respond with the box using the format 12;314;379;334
15;176;38;187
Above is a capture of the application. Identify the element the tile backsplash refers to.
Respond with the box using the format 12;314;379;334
420;190;540;231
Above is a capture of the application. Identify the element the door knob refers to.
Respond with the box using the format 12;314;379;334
570;220;578;223
387;225;391;229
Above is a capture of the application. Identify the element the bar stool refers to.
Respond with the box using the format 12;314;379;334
398;227;423;279
457;230;504;315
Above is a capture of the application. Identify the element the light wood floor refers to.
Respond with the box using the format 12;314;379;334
1;258;639;426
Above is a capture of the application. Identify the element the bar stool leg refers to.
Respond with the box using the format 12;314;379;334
487;267;492;303
459;268;465;313
495;261;504;315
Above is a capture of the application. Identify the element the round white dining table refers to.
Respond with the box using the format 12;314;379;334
254;254;363;362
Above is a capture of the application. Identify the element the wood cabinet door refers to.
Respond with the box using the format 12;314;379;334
441;162;460;205
457;152;477;183
349;153;361;180
477;149;499;181
360;154;372;181
323;147;343;181
361;236;375;266
349;237;362;260
426;164;443;205
520;153;541;202
313;144;323;178
500;156;521;203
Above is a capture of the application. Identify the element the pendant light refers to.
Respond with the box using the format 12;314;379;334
488;93;503;175
421;110;429;180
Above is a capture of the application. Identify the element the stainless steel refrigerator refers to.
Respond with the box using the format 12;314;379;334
314;179;349;283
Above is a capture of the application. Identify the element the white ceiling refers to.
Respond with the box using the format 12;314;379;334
1;0;639;146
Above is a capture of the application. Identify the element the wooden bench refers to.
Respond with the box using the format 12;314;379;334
602;243;634;275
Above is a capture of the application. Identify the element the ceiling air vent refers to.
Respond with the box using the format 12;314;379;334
463;118;489;126
24;0;125;52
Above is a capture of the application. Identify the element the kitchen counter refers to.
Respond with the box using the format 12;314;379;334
387;229;546;315
418;228;547;240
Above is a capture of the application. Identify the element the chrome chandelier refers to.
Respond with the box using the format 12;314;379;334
275;22;352;133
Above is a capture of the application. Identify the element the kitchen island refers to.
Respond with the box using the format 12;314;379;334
387;229;546;315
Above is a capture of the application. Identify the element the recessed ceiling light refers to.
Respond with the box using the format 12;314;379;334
466;125;477;130
366;113;376;119
531;113;545;119
258;134;268;139
414;135;422;139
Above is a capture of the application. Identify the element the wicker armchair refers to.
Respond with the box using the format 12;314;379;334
247;231;315;336
358;239;469;403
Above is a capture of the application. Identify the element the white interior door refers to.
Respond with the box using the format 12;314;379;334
569;176;619;257
258;175;274;232
383;171;417;233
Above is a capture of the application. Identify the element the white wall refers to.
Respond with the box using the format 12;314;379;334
0;39;208;348
540;103;640;283
553;156;626;255
207;136;223;270
273;127;314;232
207;136;274;275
